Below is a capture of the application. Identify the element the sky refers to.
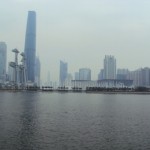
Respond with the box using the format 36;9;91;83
1;0;150;83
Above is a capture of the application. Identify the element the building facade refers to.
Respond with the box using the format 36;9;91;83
0;42;7;83
59;60;68;86
117;69;129;80
24;11;36;83
79;68;91;80
127;68;150;87
104;55;116;79
98;69;104;80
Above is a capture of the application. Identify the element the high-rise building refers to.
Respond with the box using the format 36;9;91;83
24;11;36;83
127;68;150;87
98;69;104;80
0;42;7;83
141;67;150;87
79;68;91;80
103;55;116;79
8;65;15;82
117;69;129;80
59;60;68;86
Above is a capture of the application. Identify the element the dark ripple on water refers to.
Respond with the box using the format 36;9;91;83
0;92;150;150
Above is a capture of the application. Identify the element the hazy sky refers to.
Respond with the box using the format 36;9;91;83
1;0;150;82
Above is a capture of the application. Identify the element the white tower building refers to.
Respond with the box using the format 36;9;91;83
104;55;116;79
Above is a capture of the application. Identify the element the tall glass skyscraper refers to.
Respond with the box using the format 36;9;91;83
24;11;36;82
59;60;68;86
0;42;7;82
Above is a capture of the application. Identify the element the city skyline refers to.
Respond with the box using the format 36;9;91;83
1;0;150;82
4;49;150;87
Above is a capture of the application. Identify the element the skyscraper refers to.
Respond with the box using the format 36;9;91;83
0;42;7;82
59;60;68;86
79;68;91;80
98;69;104;80
103;55;116;79
117;69;129;80
24;11;36;83
127;68;150;87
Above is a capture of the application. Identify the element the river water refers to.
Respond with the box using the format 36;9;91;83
0;92;150;150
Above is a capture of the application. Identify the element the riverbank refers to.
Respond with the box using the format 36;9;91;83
1;89;150;94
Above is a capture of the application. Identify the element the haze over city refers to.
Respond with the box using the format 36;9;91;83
1;0;150;82
1;1;150;149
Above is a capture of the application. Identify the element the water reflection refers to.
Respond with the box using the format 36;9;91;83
17;92;40;150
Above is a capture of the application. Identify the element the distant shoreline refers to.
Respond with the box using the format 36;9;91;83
85;91;150;94
1;89;150;94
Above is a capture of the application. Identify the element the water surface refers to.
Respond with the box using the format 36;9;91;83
0;92;150;150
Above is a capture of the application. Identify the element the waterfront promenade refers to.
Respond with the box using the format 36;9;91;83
0;86;150;94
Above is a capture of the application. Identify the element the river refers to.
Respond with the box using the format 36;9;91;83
0;92;150;150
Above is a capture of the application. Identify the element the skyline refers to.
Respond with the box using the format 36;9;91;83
1;0;150;82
